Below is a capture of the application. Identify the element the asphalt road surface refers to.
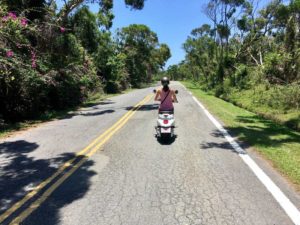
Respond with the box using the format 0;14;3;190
0;82;299;225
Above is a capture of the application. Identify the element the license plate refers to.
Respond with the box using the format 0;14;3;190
161;128;171;133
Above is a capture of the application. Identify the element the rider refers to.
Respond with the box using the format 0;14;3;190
154;77;178;113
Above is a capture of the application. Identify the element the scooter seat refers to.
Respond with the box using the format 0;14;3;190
159;110;174;114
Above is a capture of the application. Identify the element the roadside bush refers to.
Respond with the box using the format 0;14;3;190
256;84;300;110
263;52;294;84
0;7;102;122
51;33;85;67
0;62;48;121
282;84;300;109
213;84;224;97
105;53;129;93
231;64;249;89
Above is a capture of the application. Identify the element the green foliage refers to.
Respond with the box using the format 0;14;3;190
153;43;171;69
256;84;300;111
0;4;101;122
51;33;85;66
71;6;100;53
116;24;170;88
0;0;166;123
124;0;145;9
263;52;285;83
231;64;248;89
217;24;231;39
183;81;300;188
173;0;300;115
169;0;300;132
106;53;129;93
3;0;46;21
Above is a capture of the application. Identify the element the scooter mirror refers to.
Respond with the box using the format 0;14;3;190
175;90;178;94
153;89;157;93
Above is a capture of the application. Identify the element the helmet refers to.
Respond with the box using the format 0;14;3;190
161;77;170;87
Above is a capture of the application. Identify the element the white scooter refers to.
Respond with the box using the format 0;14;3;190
153;90;178;141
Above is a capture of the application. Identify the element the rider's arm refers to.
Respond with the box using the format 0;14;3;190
172;90;178;103
154;90;161;101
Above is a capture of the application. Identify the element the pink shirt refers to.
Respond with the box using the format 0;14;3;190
159;89;173;110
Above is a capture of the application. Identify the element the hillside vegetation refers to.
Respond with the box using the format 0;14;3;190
183;80;300;190
0;0;169;123
165;0;300;131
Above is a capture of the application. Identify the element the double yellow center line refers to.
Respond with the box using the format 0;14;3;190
0;94;153;225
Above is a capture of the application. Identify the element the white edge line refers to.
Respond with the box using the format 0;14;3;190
190;94;300;225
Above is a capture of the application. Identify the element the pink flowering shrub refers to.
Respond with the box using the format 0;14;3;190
0;5;100;122
6;50;14;57
1;11;28;30
1;7;35;66
20;18;27;26
31;50;36;68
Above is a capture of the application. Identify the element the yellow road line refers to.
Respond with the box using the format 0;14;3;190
0;94;152;224
10;94;153;225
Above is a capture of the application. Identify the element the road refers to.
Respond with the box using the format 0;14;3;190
0;82;299;225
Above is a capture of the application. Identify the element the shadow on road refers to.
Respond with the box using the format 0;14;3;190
55;100;116;120
200;141;235;151
0;140;96;225
81;100;115;108
62;109;115;119
22;157;96;225
232;115;300;148
156;135;177;145
210;130;225;138
78;109;115;116
126;104;159;111
200;113;300;154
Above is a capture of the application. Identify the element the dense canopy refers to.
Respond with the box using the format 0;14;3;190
165;0;300;129
0;0;171;122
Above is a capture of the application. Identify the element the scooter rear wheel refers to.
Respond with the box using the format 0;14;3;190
161;133;171;140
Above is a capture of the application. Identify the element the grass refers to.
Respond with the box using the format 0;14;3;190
0;87;138;139
224;88;300;131
182;81;300;190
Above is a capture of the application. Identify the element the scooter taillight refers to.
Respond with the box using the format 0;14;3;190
163;120;168;124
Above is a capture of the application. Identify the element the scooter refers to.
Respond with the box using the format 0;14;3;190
153;89;178;141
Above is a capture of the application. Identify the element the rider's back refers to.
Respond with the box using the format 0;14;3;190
160;88;173;111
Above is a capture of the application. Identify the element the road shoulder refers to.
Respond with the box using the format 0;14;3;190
180;81;300;213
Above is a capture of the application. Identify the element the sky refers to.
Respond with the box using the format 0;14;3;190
57;0;271;68
71;0;212;68
110;0;212;67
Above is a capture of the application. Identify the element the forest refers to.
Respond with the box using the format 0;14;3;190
166;0;300;130
0;0;170;122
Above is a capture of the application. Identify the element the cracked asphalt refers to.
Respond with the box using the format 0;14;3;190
0;82;299;225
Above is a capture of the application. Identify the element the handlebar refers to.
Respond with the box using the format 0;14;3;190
153;89;179;94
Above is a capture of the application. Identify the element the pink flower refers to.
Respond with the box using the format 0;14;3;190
20;18;27;27
32;61;37;68
2;12;17;22
31;50;37;68
60;27;65;33
2;16;9;22
8;12;17;20
6;50;14;57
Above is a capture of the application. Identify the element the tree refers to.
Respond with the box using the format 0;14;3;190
3;0;46;21
71;6;100;53
0;0;155;122
116;24;159;87
152;43;171;69
105;52;129;92
58;0;146;23
204;0;246;83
